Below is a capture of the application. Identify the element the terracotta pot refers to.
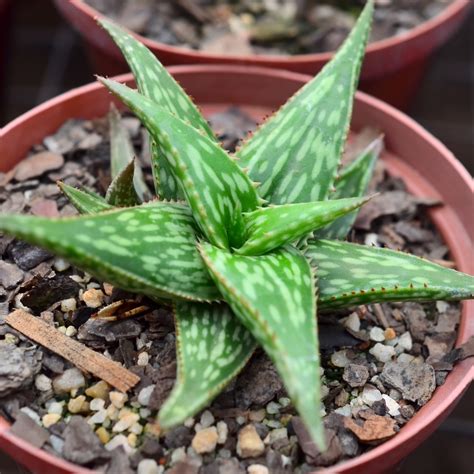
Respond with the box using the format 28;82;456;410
53;0;472;109
0;66;472;474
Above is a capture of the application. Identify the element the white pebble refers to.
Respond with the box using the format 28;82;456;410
60;298;76;313
266;401;280;415
436;301;449;312
397;353;415;364
331;350;350;368
130;422;144;435
361;386;383;406
47;402;64;415
137;352;149;366
365;233;378;246
20;407;41;424
217;421;228;444
248;465;269;474
369;327;385;342
65;326;77;337
397;332;413;352
345;312;361;332
49;434;64;454
382;394;401;416
109;391;128;409
35;374;52;392
334;405;351;417
184;417;195;428
200;410;215;429
137;459;161;474
112;412;140;432
53;368;85;395
53;258;70;272
369;343;396;362
170;447;186;465
90;398;105;411
138;385;155;407
88;409;107;425
105;434;135;454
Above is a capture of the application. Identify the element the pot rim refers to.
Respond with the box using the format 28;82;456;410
1;66;472;474
62;0;471;64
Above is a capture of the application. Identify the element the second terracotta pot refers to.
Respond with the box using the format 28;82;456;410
53;0;472;109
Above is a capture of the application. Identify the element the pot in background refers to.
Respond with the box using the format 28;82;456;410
1;66;473;474
53;0;472;109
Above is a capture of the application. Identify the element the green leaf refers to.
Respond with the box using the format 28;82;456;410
105;159;141;207
100;78;260;249
58;182;112;214
100;18;216;200
199;243;325;449
159;302;256;428
316;136;382;240
305;239;474;311
108;104;150;201
237;196;371;256
0;203;220;302
236;0;374;204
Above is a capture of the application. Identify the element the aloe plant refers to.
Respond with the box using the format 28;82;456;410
1;0;472;449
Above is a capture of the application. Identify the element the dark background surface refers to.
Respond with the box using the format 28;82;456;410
0;1;472;473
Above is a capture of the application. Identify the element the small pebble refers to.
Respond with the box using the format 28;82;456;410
170;447;186;465
107;404;119;420
20;407;41;424
68;395;87;414
217;421;228;444
334;405;351;417
85;380;110;400
343;364;369;388
184;417;195;428
127;432;138;448
110;391;128;408
137;459;161;474
130;422;143;435
137;352;149;366
278;397;291;408
82;288;104;308
53;368;85;395
382;394;401;416
90;398;105;411
47;401;64;415
88;409;107;425
96;426;110;444
249;410;266;422
236;415;246;425
236;425;265;458
331;350;350;368
361;386;383;406
138;385;155;407
103;283;114;296
370;327;386;342
60;298;77;313
397;332;413;352
49;434;64;454
369;343;396;362
53;258;70;272
200;410;215;429
384;328;396;340
35;374;52;392
267;428;287;444
65;326;77;337
345;312;361;332
397;353;415;364
112;412;140;433
57;326;67;334
105;434;135;454
266;401;280;415
191;427;218;454
42;413;61;428
248;465;269;474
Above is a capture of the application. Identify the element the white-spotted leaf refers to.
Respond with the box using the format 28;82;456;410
100;18;215;199
108;104;150;201
159;302;256;428
58;182;112;214
306;239;474;311
316;136;382;239
105;159;140;207
0;203;220;302
236;0;374;204
199;243;325;449
100;78;260;249
238;196;371;255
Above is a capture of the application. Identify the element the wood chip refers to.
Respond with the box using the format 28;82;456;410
6;310;140;392
344;414;396;442
372;303;389;329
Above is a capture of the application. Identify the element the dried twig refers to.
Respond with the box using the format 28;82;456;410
372;303;389;329
6;309;140;392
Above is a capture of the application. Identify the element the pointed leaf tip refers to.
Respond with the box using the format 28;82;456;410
199;243;325;448
236;0;374;204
